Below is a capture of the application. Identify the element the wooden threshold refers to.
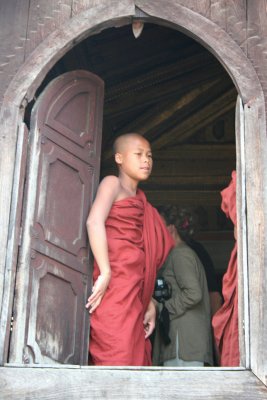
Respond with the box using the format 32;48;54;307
1;366;267;399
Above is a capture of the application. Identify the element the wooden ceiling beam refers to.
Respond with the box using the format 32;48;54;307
90;40;206;84
104;61;223;117
105;50;215;100
144;175;234;187
151;159;235;177
121;79;221;135
138;81;234;140
84;24;192;58
152;144;236;160
150;88;237;148
144;190;222;206
102;78;223;160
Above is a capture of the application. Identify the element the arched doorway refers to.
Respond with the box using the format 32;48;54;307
10;22;237;366
1;0;266;388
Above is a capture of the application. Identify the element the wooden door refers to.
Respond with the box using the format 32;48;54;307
9;70;104;365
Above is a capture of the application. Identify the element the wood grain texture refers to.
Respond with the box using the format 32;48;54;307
225;0;247;53
244;96;267;385
0;367;267;399
210;0;227;31
175;0;211;18
235;96;249;368
72;0;106;16
0;123;28;365
0;105;22;365
136;0;262;103
247;0;267;106
25;0;72;58
210;0;247;53
0;0;29;108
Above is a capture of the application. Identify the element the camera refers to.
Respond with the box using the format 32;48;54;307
153;277;172;303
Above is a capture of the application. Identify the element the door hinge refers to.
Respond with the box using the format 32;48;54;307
18;226;23;246
10;315;14;332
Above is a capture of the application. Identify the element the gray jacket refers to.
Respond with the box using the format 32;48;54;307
153;242;213;365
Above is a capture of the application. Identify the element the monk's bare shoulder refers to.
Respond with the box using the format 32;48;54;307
96;176;121;201
87;176;120;222
99;176;120;193
97;175;132;202
100;175;120;187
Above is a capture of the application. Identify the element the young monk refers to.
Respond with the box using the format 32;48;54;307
85;133;174;366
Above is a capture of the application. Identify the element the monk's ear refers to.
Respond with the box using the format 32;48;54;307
115;152;123;165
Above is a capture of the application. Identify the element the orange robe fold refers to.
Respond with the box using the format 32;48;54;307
89;189;174;366
212;171;240;366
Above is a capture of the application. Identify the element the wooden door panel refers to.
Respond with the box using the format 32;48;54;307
10;70;104;365
44;80;99;148
39;71;103;165
26;254;87;365
35;138;93;259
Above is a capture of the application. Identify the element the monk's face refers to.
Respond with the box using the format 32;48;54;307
115;135;153;181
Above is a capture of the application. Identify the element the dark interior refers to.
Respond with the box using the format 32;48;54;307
26;22;237;282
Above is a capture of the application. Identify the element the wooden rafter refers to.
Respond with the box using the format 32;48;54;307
150;88;237;149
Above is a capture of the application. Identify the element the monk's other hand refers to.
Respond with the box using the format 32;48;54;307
85;272;111;313
143;299;156;339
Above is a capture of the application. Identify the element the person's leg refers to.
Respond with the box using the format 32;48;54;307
163;333;204;367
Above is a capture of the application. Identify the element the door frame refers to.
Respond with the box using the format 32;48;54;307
0;0;266;392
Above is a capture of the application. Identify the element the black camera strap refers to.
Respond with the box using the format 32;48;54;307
158;303;171;345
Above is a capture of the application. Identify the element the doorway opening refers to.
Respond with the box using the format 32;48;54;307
19;23;237;366
26;21;237;297
26;20;237;292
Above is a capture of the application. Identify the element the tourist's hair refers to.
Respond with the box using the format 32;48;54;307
157;205;195;241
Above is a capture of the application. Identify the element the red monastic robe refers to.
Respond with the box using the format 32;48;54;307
89;189;174;366
212;171;240;366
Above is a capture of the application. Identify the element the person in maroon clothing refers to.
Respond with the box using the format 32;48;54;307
85;133;174;366
212;171;239;366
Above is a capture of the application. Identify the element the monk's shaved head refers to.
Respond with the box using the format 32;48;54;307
113;133;148;154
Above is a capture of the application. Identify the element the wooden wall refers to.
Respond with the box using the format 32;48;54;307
1;1;267;110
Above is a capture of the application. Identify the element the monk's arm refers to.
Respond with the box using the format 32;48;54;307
85;176;120;313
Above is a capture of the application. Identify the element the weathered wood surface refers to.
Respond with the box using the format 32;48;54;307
247;0;267;104
24;0;72;58
0;104;22;362
0;367;267;399
9;71;104;366
244;96;267;384
136;0;262;103
210;0;247;52
177;0;247;55
0;123;28;367
0;0;30;109
235;96;249;368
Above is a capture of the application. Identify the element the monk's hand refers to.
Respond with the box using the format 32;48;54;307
143;299;156;339
85;272;111;314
